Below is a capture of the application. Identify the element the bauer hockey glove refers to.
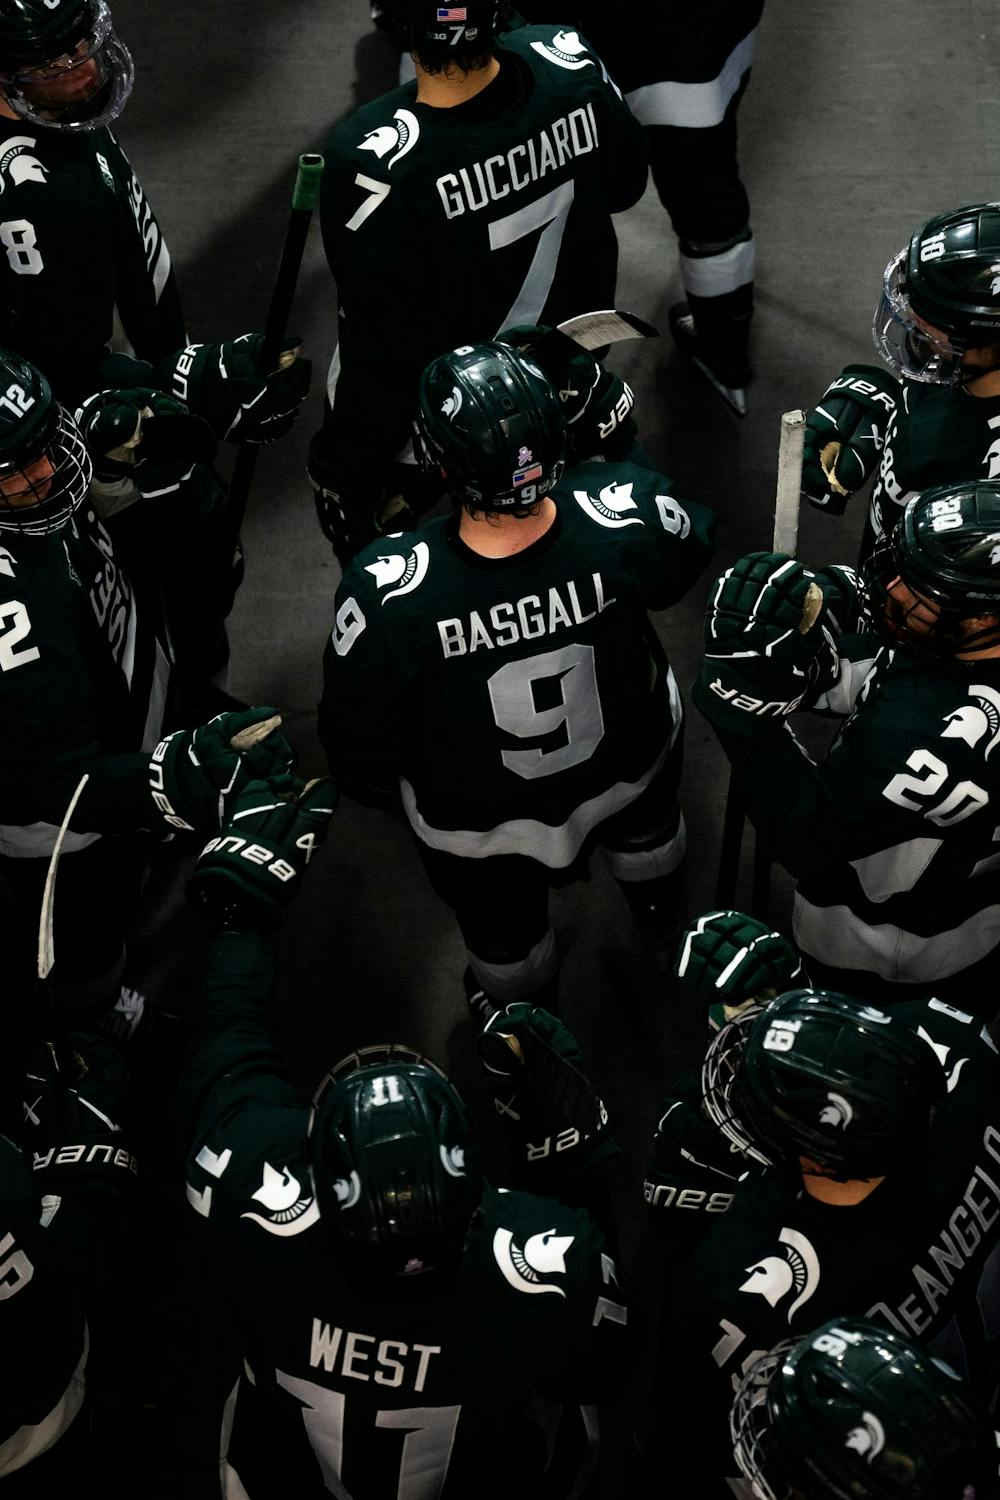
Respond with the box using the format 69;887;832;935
477;1004;618;1177
76;386;217;506
643;1069;760;1227
148;707;296;834
500;322;638;462
692;552;839;736
22;1034;137;1208
675;910;805;1032
160;333;312;444
188;775;338;931
802;364;899;514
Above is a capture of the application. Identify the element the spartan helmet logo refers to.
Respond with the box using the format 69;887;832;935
492;1226;575;1297
845;1411;886;1462
439;1145;466;1178
240;1161;322;1236
818;1091;854;1129
331;1170;362;1208
574;479;643;530
739;1227;821;1323
441;386;463;419
363;541;430;603
357;108;420;168
941;683;1000;759
0;136;47;194
990;543;1000;565
990;268;1000;298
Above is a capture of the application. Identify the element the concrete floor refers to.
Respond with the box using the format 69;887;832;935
108;0;1000;1492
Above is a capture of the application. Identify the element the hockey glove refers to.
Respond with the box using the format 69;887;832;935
22;1034;137;1208
307;427;379;562
477;1004;617;1176
500;322;638;462
644;1070;759;1225
675;910;805;1031
161;333;312;444
76;386;217;503
148;707;295;834
802;364;899;515
188;775;338;931
692;552;838;736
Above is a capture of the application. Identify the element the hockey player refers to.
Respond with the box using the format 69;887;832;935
0;1031;137;1491
319;338;715;1010
693;481;1000;1010
803;203;1000;555
517;0;765;415
178;774;639;1499
309;0;649;560
0;346;297;1029
650;986;1000;1495
0;0;186;403
729;1316;1000;1500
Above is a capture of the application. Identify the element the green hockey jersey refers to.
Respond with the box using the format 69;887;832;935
718;636;1000;987
177;931;637;1500
319;462;715;868
658;997;1000;1495
320;23;649;494
870;378;1000;537
0;124;184;402
0;502;170;856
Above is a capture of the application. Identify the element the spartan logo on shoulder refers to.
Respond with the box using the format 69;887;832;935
818;1091;853;1128
940;682;1000;759
240;1160;322;1237
0;135;46;193
845;1411;886;1463
358;108;420;170
0;545;14;578
915;1023;968;1094
530;28;593;71
739;1226;821;1322
364;539;430;603
574;478;643;530
493;1226;575;1297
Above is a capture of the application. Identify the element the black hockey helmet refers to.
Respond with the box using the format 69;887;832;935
415;341;566;515
702;990;945;1180
0;0;133;131
730;1317;1000;1500
383;0;508;67
873;203;1000;385
863;481;1000;655
308;1044;481;1284
0;347;90;536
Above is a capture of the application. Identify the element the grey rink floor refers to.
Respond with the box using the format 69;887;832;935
106;1;1000;1494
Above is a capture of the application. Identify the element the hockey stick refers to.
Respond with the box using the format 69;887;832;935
556;308;658;349
38;773;90;983
749;410;806;919
221;152;325;563
714;411;806;915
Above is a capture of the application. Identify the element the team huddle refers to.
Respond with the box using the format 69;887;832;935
2;0;1000;1496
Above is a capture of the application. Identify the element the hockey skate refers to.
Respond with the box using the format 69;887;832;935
669;302;751;418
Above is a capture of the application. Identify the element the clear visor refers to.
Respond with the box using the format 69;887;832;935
0;407;91;536
700;1007;774;1168
872;250;967;386
1;0;134;131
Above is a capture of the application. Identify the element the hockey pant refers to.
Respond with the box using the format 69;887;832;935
414;745;685;1005
0;833;151;1029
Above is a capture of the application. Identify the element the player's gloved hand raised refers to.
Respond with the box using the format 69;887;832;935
675;910;805;1032
76;386;218;500
644;1069;759;1226
160;333;312;444
500;322;638;462
188;775;338;931
802;364;899;515
148;707;295;835
21;1034;137;1208
692;552;838;736
477;1003;617;1176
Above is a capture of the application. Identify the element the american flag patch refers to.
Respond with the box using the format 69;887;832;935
437;6;467;17
513;463;543;487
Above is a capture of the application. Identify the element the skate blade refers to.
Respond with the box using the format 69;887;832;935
689;354;748;417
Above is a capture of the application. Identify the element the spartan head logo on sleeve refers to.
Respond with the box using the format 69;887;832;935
573;479;643;530
240;1161;322;1236
493;1226;575;1297
940;684;1000;759
358;108;420;169
363;540;430;602
739;1227;821;1323
0;135;47;192
530;29;594;71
